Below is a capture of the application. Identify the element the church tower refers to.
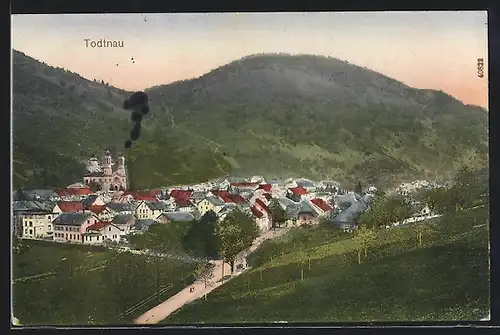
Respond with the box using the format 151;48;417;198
117;153;126;176
102;149;113;176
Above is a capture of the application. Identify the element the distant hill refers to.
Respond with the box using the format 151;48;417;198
146;53;488;186
12;50;488;189
12;50;230;190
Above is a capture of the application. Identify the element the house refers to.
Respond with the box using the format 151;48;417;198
286;187;311;202
169;189;193;201
131;219;156;234
297;201;319;226
250;205;271;233
134;191;160;202
276;197;300;226
334;201;368;230
229;182;259;193
83;221;121;244
310;198;333;216
12;201;52;238
254;198;271;217
219;193;247;205
250;176;265;183
217;204;238;221
197;196;226;216
57;201;87;213
295;179;316;193
52;212;99;243
82;194;106;208
156;212;195;224
257;184;273;192
190;191;207;204
88;205;113;221
135;201;168;220
174;198;196;212
316;180;341;194
56;187;93;201
15;202;56;240
110;192;135;203
13;189;60;202
106;202;135;216
111;214;136;235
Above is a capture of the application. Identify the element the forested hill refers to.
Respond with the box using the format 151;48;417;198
145;53;488;186
13;50;488;189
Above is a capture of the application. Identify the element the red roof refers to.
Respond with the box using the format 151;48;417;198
255;198;270;215
136;194;158;201
175;198;194;207
251;206;264;218
56;188;93;196
170;190;193;200
289;187;309;195
258;184;273;191
230;182;259;187
87;221;111;231
220;195;234;203
263;193;273;201
311;198;332;212
212;190;230;199
88;205;107;214
230;194;247;204
57;201;86;213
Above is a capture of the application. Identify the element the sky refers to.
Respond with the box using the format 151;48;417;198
11;11;488;109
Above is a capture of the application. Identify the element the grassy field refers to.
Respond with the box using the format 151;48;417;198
162;207;490;323
12;240;198;325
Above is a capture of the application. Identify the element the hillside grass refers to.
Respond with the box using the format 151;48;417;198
162;207;489;323
12;240;198;325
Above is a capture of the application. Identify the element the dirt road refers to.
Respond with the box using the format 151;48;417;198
134;226;290;324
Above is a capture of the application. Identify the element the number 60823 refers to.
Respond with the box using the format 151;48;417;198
477;58;484;78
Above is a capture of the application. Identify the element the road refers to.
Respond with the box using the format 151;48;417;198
135;226;290;324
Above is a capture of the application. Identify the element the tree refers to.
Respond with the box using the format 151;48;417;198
183;210;219;258
357;225;377;258
194;262;215;289
355;181;363;195
268;198;286;229
215;209;258;274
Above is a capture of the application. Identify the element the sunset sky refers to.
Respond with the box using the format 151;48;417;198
12;11;488;109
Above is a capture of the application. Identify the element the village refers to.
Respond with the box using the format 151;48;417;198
12;150;440;248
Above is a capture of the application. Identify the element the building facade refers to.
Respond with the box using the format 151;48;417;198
83;149;127;191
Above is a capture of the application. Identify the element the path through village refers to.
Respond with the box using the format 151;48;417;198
134;226;290;324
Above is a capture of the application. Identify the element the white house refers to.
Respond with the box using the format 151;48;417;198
250;205;271;233
111;214;136;235
197;196;226;216
135;201;168;220
83;221;122;244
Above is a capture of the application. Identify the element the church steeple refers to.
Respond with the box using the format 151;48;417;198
102;148;113;176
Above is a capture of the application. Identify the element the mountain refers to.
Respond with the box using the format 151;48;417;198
12;50;230;190
12;50;488;190
146;53;488;185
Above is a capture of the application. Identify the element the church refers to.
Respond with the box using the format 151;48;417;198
83;149;128;191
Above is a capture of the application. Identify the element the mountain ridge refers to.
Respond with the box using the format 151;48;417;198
12;50;488;189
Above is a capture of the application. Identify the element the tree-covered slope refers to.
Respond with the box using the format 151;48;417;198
13;51;488;189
